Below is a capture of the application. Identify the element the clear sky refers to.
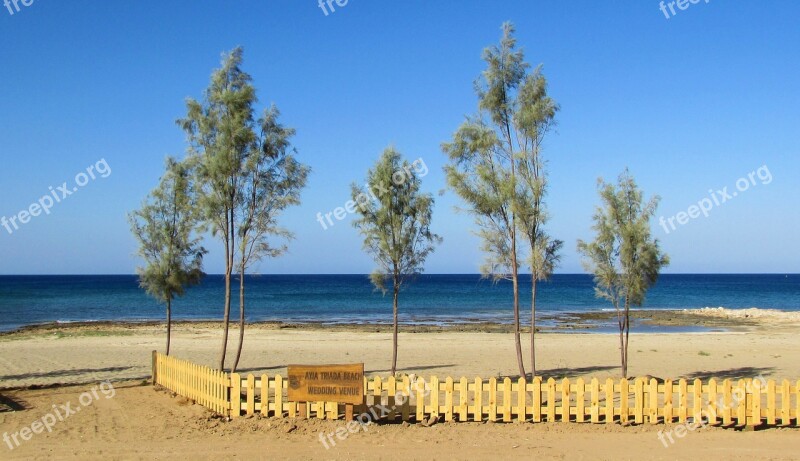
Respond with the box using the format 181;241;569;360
0;0;798;275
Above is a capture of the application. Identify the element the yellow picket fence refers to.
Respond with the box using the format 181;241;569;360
152;352;229;415
152;352;800;427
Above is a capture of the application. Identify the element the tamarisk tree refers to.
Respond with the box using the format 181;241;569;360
577;170;669;378
515;64;562;376
178;47;309;372
351;147;441;375
444;22;558;378
230;106;309;373
130;158;205;355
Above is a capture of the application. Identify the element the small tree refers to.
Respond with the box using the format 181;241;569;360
351;147;441;375
515;64;562;377
230;106;310;373
577;170;669;378
179;47;258;371
444;22;545;378
130;158;205;355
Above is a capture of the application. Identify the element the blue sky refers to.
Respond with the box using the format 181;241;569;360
0;0;798;275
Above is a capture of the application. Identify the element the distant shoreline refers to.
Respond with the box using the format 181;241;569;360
5;307;798;337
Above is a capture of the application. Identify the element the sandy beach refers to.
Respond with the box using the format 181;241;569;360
1;310;799;459
2;308;800;389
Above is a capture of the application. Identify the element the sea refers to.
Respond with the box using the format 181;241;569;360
0;274;798;333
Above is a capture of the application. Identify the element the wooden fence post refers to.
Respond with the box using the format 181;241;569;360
151;351;158;386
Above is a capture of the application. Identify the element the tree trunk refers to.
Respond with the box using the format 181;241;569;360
219;268;232;371
622;297;631;378
530;277;537;377
166;298;172;356
231;272;246;373
511;271;526;379
392;280;399;376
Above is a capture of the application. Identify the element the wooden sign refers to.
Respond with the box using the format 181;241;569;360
287;363;365;405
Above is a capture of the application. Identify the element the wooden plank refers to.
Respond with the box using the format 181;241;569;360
516;377;526;423
459;377;469;422
736;379;747;426
722;379;732;426
416;377;426;422
767;379;776;425
633;378;644;425
445;377;454;422
678;379;688;423
488;377;497;422
693;379;703;424
533;378;542;423
401;376;411;422
151;351;157;385
373;376;382;422
502;378;512;422
663;379;673;424
430;376;440;420
604;378;614;424
387;377;397;422
649;378;659;424
590;378;600;423
275;375;285;418
246;374;255;415
260;374;269;416
575;378;585;423
796;380;800;425
780;379;791;426
345;404;354;421
707;379;717;426
231;373;241;419
620;379;629;425
751;379;762;427
473;377;483;423
546;378;556;422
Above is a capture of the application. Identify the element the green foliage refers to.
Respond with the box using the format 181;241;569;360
444;22;564;377
130;158;205;307
351;147;441;293
577;170;669;310
176;47;309;371
577;169;669;376
238;105;310;273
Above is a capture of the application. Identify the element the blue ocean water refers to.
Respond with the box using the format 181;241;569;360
0;274;798;332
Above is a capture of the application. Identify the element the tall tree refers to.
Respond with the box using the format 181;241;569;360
130;158;205;355
351;147;441;375
230;106;310;373
577;170;669;378
179;47;258;371
443;22;543;378
515;65;562;376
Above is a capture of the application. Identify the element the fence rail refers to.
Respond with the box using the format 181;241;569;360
152;352;800;427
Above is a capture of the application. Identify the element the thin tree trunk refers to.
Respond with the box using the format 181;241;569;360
232;272;246;373
166;298;172;356
220;269;232;371
511;271;526;379
623;297;631;378
530;277;537;377
392;279;399;376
